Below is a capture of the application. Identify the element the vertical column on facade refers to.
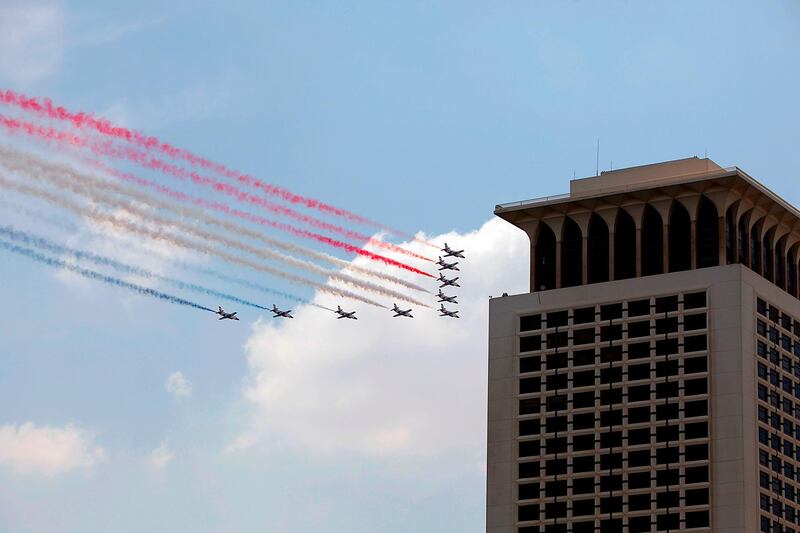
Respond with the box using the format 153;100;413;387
648;200;672;277
570;213;593;287
679;196;701;271
717;216;727;266
518;220;541;293
545;217;566;290
595;208;619;285
623;204;646;279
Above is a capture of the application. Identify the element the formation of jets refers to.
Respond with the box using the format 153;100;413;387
215;243;466;323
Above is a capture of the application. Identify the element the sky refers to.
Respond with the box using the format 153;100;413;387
0;1;798;531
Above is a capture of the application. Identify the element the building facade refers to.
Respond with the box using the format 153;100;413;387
487;158;800;533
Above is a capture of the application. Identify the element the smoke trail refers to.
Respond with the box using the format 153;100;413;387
89;161;435;283
0;112;433;263
0;174;390;308
0;223;312;313
0;89;422;239
0;197;79;232
5;148;431;291
0;196;333;313
0;154;431;306
0;238;215;313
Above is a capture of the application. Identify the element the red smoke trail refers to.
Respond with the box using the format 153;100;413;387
0;89;428;243
87;161;435;278
0;113;433;263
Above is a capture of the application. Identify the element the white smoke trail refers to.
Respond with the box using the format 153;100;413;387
0;146;429;293
0;151;430;307
0;173;388;308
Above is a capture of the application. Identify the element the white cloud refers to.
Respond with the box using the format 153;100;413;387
165;371;192;399
0;2;64;86
145;441;174;470
0;421;105;476
228;218;529;458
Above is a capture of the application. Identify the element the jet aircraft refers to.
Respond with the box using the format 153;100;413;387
436;289;458;304
437;273;460;288
271;304;294;318
436;256;460;271
335;305;357;320
391;304;413;318
442;243;465;258
216;306;239;321
439;304;460;318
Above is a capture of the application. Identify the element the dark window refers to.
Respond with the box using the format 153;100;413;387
684;356;708;374
615;209;637;280
681;439;704;470
669;202;691;272
685;378;708;396
601;303;623;321
546;374;567;390
519;419;541;436
685;334;708;352
685;422;708;439
519;377;540;395
656;469;679;486
573;413;594;430
628;363;650;381
520;314;542;332
520;356;540;374
545;395;567;411
546;310;568;328
573;434;594;451
545;416;567;433
545;352;567;370
628;406;650;424
520;335;542;353
685;487;709;506
657;490;679;508
628;385;651;402
600;410;622;426
656;338;679;355
656;359;679;377
572;477;594;494
572;498;594;516
572;456;594;473
656;447;679;464
628;471;650;489
518;461;540;479
573;370;595;388
600;474;622;491
518;483;540;500
684;291;707;309
573;328;595;345
656;381;679;398
656;317;679;334
600;324;623;341
686;465;709;483
628;342;651;359
629;494;651;511
696;197;719;268
656;403;679;420
685;399;708;418
600;452;622;470
573;307;595;324
656;425;679;442
573;392;594;409
600;345;622;362
627;428;650;445
600;388;623;405
573;349;595;367
545;459;567;475
628;450;650;467
588;215;610;284
628;299;651;317
627;320;650;338
600;496;622;513
519;398;541;415
519;440;540;457
656;295;679;313
545;480;567;497
518;504;539;522
600;367;623;384
600;431;622;448
656;513;680;530
600;519;622;533
544;501;566;519
546;331;568;348
629;515;651;533
685;511;710;528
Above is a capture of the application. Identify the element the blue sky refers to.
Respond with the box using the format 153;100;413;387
0;1;798;532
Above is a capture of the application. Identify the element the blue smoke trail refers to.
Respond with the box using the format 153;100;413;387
0;224;274;312
0;237;215;314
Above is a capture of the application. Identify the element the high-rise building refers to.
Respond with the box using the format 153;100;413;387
487;157;800;533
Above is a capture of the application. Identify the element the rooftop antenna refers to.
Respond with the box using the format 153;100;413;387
610;160;613;171
596;139;600;176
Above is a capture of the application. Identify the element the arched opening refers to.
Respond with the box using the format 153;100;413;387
535;224;556;291
669;202;691;272
789;249;797;298
763;228;775;282
775;236;786;290
587;214;609;284
725;204;737;264
751;220;763;275
641;205;663;276
738;213;750;267
696;197;719;268
614;209;636;280
561;218;583;288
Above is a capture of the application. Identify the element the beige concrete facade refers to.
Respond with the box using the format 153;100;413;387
488;159;800;533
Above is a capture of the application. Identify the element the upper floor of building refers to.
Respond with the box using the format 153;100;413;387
495;157;800;299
